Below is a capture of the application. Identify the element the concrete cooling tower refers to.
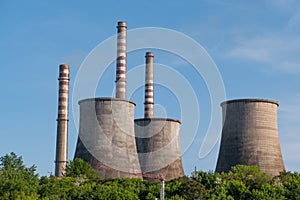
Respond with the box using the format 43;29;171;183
74;21;142;179
74;98;142;179
73;23;184;180
135;52;184;181
135;118;184;181
215;99;285;176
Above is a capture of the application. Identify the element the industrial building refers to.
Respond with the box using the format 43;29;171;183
135;52;184;181
73;21;142;179
74;98;142;179
54;22;286;180
55;21;185;180
215;99;285;176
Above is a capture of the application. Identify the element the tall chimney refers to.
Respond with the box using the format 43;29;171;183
144;52;154;118
115;21;127;99
55;64;70;177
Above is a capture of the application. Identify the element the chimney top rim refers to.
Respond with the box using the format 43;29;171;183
145;52;154;57
117;21;127;28
59;64;69;69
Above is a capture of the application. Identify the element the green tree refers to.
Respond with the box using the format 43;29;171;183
93;183;139;200
0;152;39;199
165;178;182;198
227;165;271;190
250;183;286;200
192;170;219;190
166;176;207;200
65;158;99;180
1;153;299;200
225;179;249;199
279;171;300;200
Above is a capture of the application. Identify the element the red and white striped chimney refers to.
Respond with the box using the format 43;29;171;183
144;52;154;118
115;21;127;99
55;64;69;177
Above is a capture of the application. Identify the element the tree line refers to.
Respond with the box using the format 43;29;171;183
0;152;299;199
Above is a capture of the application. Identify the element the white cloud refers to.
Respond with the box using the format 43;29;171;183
225;34;300;74
223;1;300;74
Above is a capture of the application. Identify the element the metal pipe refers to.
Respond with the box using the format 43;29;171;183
160;179;165;200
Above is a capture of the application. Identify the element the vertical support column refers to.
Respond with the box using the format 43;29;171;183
144;52;154;118
160;179;165;200
55;64;69;177
115;21;127;99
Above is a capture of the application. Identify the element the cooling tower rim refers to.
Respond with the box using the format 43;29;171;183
221;98;279;107
134;117;181;124
78;97;136;106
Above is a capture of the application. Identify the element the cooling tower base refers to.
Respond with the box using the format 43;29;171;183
75;137;142;179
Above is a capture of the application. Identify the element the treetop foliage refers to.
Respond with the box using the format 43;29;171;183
0;152;299;200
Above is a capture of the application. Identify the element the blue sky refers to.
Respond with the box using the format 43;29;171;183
0;0;299;176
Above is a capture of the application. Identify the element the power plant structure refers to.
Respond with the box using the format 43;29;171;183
72;22;185;180
73;22;184;180
54;21;286;179
74;21;142;179
74;98;142;179
215;99;285;176
55;64;70;177
135;52;184;181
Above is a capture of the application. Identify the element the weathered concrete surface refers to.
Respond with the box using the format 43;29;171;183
135;118;184;181
74;98;142;179
216;99;285;176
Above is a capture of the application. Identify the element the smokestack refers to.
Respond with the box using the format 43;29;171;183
144;52;154;118
55;64;70;177
115;21;127;99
